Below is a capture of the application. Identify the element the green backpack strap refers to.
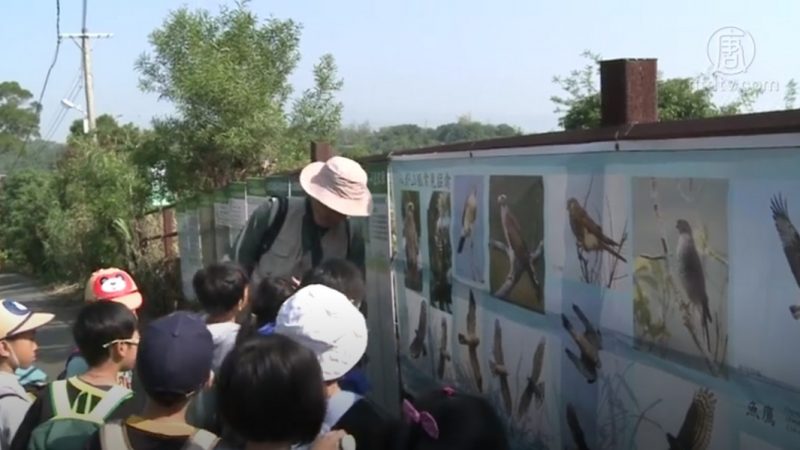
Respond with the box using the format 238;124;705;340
88;385;131;421
184;429;220;450
50;380;72;416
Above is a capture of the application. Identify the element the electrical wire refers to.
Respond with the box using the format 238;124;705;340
43;68;83;142
11;0;62;170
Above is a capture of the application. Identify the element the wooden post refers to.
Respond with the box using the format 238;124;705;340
162;207;176;259
600;59;658;126
310;141;335;163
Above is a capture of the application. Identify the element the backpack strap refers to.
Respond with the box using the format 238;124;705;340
184;429;220;450
50;380;72;416
88;385;131;421
260;196;289;255
99;422;130;450
0;386;25;401
324;390;362;432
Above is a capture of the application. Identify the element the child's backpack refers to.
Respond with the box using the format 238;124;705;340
27;379;131;450
98;421;219;450
16;366;48;397
55;349;82;380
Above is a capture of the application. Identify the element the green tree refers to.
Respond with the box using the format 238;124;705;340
551;51;765;130
135;2;342;197
0;81;40;155
785;79;797;110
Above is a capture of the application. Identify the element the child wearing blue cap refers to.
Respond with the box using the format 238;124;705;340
85;311;218;450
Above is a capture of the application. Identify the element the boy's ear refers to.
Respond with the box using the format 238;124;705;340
0;340;12;358
239;286;250;311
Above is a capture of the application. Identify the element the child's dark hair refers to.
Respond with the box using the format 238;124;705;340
217;334;326;445
301;259;366;315
192;262;249;317
236;276;297;345
73;301;138;367
250;276;297;327
394;389;509;450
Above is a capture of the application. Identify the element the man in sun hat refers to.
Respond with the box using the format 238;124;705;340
0;299;54;448
274;284;388;450
229;156;372;286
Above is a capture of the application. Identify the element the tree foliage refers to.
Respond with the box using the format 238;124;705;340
0;81;40;155
551;51;766;130
337;115;522;156
135;3;343;198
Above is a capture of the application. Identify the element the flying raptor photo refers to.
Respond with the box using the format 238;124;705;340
409;300;428;359
517;336;546;418
769;193;800;319
489;318;513;416
457;290;483;393
666;388;716;450
562;303;602;384
488;175;545;312
437;316;452;380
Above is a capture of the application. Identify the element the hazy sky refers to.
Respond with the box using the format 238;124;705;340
2;0;798;143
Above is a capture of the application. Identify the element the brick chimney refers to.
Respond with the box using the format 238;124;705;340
600;59;658;126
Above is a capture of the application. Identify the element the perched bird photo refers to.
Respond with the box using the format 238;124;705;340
566;403;591;450
409;300;427;359
567;197;626;262
437;317;451;379
676;219;713;351
666;388;716;450
494;193;541;297
457;290;483;392
429;192;453;312
562;304;602;384
489;319;512;416
769;194;800;319
517;337;546;418
458;186;478;253
403;200;421;289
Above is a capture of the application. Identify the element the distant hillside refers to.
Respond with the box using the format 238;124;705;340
0;140;66;174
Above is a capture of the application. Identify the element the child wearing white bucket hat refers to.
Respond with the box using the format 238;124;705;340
0;299;53;448
274;284;389;450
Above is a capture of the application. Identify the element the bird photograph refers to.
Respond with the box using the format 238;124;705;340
488;176;545;313
566;403;591;450
769;194;800;319
631;177;728;373
457;290;483;393
428;191;453;312
409;300;428;359
517;336;546;419
489;318;513;416
562;303;602;384
437;316;451;380
666;388;716;450
566;191;628;287
453;175;486;283
401;190;423;292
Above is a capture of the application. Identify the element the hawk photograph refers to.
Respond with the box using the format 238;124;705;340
488;175;545;313
452;175;486;285
401;190;423;292
727;181;800;392
428;190;453;312
632;177;728;376
563;174;629;289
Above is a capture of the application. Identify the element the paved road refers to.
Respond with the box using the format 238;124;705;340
0;273;81;378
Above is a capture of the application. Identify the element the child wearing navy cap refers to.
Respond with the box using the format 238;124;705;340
85;312;218;450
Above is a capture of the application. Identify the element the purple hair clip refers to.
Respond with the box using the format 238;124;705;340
402;399;439;439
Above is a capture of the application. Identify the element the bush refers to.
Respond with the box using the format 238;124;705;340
0;170;59;274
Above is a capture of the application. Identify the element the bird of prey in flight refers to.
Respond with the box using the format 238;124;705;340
457;290;483;392
769;194;800;319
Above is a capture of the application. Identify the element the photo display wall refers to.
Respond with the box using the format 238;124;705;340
390;145;800;450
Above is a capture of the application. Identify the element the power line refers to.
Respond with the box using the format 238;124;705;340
44;68;83;142
11;0;62;171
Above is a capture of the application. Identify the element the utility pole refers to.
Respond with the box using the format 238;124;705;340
60;0;111;132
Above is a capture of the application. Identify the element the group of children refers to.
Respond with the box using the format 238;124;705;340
0;259;509;450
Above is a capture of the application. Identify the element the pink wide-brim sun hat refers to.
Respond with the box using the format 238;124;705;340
300;156;373;217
